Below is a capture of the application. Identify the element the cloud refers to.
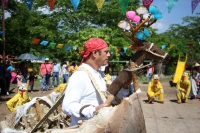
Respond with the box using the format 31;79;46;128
151;20;169;34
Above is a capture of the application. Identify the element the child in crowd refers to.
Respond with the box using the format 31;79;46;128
16;71;23;89
27;71;37;93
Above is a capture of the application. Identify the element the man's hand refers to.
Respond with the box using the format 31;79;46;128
95;103;108;111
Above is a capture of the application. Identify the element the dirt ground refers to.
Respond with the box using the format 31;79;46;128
0;80;200;133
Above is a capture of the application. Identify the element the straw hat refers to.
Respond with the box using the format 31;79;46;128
45;58;49;61
193;62;200;67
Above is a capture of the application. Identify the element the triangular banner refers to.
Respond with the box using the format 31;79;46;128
46;0;56;10
65;45;71;51
24;0;33;10
166;0;178;13
56;43;64;49
32;38;40;44
94;0;105;12
2;0;8;7
70;0;80;11
40;40;49;46
48;42;57;48
161;44;166;50
191;0;200;14
118;0;130;15
142;0;153;9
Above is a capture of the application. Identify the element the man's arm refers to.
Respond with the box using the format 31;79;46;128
176;80;185;91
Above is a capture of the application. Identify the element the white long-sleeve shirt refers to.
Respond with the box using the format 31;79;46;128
62;63;107;126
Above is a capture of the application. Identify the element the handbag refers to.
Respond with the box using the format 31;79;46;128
44;64;51;78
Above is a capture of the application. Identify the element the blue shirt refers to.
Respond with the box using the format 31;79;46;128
53;63;61;72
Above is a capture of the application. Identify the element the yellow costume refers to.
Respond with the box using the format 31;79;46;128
176;72;191;103
69;65;78;74
6;83;31;112
147;75;164;104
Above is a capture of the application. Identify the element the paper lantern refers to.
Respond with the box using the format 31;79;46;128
40;40;49;46
32;38;40;44
56;43;64;49
48;42;57;48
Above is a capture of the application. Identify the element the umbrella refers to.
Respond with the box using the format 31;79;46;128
17;53;38;60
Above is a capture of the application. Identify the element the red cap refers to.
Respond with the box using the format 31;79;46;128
79;38;108;59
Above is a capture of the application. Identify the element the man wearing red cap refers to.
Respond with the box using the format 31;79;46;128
147;74;164;104
176;72;191;104
62;38;111;126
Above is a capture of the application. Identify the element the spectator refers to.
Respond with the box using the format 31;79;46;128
52;60;61;87
40;58;52;91
5;61;13;95
27;71;37;93
147;74;164;104
176;72;191;104
146;61;154;82
19;62;28;82
0;58;6;96
16;71;23;89
61;61;69;83
69;61;78;76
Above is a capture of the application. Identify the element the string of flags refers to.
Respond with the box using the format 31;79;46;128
2;0;195;14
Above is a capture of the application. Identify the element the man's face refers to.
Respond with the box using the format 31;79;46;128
96;47;110;66
154;79;158;84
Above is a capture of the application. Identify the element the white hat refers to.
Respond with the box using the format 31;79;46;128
194;62;200;67
182;72;187;76
153;74;159;80
45;58;49;61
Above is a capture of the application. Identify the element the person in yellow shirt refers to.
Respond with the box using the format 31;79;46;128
69;62;78;76
147;74;164;104
176;72;191;104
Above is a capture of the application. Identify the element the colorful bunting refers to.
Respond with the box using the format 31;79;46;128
0;31;4;35
2;0;8;7
119;52;124;56
78;46;83;52
32;38;40;44
40;40;49;46
24;0;33;10
48;42;56;48
56;43;64;49
191;0;200;14
70;0;80;11
94;0;105;12
65;45;71;51
118;0;130;15
123;47;128;53
46;0;56;10
188;42;194;48
73;46;77;50
166;0;178;13
142;0;153;9
161;44;166;50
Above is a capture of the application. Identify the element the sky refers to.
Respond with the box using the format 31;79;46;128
147;0;200;33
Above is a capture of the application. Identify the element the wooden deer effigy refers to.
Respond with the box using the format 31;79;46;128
107;6;170;97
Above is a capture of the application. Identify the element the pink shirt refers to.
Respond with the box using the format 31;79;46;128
40;63;52;75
